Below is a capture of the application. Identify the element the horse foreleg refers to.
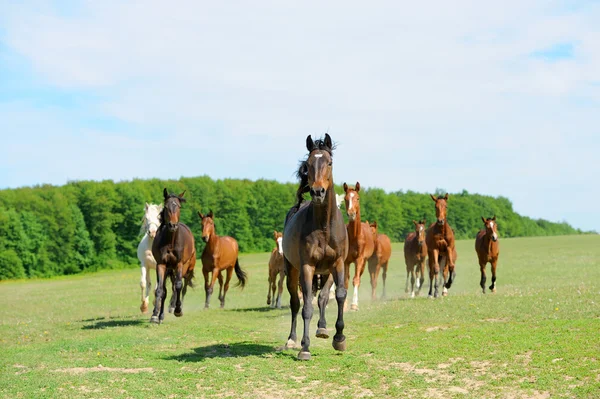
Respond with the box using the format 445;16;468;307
416;260;426;296
332;257;347;352
174;263;184;317
285;259;300;349
440;256;448;296
490;258;498;293
445;249;456;290
151;264;167;323
217;270;224;307
404;261;411;294
429;250;439;298
479;260;487;294
267;268;273;307
298;263;315;360
351;259;365;311
221;267;233;309
368;256;378;301
343;261;351;311
316;273;334;339
205;268;219;309
381;261;388;299
276;269;285;309
140;264;149;313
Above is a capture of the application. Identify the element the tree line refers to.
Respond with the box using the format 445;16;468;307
0;176;588;280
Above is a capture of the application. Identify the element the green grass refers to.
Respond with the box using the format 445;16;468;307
1;235;599;398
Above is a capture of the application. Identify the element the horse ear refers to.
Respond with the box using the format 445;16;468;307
208;209;214;218
482;216;486;224
306;135;315;152
413;220;417;226
343;182;348;193
492;215;496;221
355;182;361;192
198;211;204;219
373;221;378;228
430;194;437;202
145;202;149;210
179;190;186;198
274;230;277;238
163;188;169;200
444;193;449;200
324;133;333;150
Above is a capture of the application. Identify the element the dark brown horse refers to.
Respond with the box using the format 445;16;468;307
150;188;196;324
475;216;500;293
267;231;285;308
198;210;247;309
282;134;349;360
404;219;427;297
367;221;392;300
425;194;458;298
343;182;375;311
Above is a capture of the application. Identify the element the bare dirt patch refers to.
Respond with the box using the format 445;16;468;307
53;365;154;375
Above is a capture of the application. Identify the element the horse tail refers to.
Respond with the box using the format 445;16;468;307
234;259;247;289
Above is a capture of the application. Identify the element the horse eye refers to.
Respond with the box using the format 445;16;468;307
328;162;332;166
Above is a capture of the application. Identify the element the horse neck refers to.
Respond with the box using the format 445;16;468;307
312;185;337;231
206;225;219;253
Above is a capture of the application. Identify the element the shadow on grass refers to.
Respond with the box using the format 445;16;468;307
82;317;146;330
166;341;278;362
226;306;285;313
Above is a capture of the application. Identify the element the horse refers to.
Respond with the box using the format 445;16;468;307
475;216;500;293
198;210;247;309
150;188;196;324
403;219;427;298
282;133;349;360
425;194;458;298
367;221;392;300
343;182;375;311
267;231;285;308
136;202;173;313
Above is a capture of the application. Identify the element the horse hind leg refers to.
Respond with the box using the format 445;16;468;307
440;256;448;296
381;262;388;300
140;264;149;313
276;270;285;309
316;274;334;339
410;265;416;298
221;268;233;309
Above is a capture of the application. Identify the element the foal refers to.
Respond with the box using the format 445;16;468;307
267;231;285;308
198;210;247;309
475;216;500;293
343;182;375;311
367;221;392;300
426;194;458;298
404;219;427;298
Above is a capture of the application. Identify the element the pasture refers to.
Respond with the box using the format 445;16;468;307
1;235;599;398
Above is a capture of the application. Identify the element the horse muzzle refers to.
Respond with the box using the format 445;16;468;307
168;223;178;232
437;219;445;226
347;212;356;221
492;235;498;242
310;187;326;205
202;235;209;243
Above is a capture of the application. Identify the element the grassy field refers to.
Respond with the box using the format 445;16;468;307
1;235;599;398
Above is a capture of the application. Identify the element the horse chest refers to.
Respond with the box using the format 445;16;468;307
161;247;179;265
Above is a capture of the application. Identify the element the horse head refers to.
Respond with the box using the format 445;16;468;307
198;210;215;243
343;182;361;222
162;188;186;233
304;133;334;206
143;202;162;238
413;219;426;246
482;216;498;242
274;231;283;255
431;193;449;226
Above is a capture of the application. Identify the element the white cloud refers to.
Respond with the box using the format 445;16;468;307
0;0;599;231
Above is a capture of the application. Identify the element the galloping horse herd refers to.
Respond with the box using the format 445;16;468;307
136;134;500;360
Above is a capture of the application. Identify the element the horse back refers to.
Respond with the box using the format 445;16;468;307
377;234;392;262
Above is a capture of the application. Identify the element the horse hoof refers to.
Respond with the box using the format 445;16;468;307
285;339;296;349
140;302;148;313
332;338;346;352
168;307;175;314
350;304;359;311
174;310;183;317
297;351;311;361
442;291;448;297
316;328;329;339
490;287;496;293
267;298;271;305
150;316;159;324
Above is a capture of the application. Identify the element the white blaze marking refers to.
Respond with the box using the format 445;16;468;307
277;237;283;255
419;226;424;231
490;222;494;229
314;154;323;158
348;192;355;210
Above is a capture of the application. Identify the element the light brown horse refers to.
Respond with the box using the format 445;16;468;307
198;210;247;309
267;231;285;308
343;182;375;311
282;134;349;361
404;219;427;298
425;194;458;298
367;221;392;300
475;216;500;293
150;188;196;324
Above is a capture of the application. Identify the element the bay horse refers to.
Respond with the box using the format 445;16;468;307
282;133;349;361
367;221;392;300
137;202;175;313
150;189;196;324
198;210;247;309
475;216;500;293
267;231;285;308
404;219;427;298
425;194;458;298
343;182;375;311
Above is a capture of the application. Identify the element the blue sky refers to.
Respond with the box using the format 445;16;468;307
0;1;599;232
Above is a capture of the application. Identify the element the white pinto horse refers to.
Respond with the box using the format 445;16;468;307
137;203;174;313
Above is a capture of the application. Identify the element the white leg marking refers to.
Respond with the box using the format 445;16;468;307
352;284;359;305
